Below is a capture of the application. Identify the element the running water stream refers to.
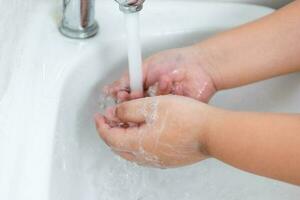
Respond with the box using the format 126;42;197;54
124;12;144;93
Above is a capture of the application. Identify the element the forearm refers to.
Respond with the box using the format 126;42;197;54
206;109;300;185
196;0;300;90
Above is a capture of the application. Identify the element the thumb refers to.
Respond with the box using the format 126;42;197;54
115;98;155;123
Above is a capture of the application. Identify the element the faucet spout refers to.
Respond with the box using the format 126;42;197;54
115;0;145;13
58;0;145;39
59;0;98;39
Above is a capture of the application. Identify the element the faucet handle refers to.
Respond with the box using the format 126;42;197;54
115;0;145;13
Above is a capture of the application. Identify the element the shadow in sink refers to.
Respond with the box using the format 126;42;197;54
50;29;300;200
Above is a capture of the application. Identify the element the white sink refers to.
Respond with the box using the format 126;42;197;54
1;1;300;200
0;67;10;102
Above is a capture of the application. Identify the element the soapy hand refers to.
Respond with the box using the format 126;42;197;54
104;47;217;103
95;95;212;168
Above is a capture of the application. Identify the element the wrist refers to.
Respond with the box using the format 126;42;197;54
201;105;232;158
189;42;225;92
194;103;222;157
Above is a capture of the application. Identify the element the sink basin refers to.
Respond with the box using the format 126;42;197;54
1;1;299;200
0;67;10;102
0;1;31;103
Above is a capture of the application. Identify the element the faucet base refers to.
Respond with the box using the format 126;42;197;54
59;22;99;39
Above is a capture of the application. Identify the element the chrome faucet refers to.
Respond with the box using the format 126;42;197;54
59;0;145;39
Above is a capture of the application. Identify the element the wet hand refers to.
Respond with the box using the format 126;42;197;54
95;95;213;168
104;47;217;103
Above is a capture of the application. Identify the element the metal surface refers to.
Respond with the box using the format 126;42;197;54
59;0;146;39
115;0;145;13
59;0;98;39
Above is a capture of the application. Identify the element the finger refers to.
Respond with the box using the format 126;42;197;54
115;99;150;123
143;61;162;88
103;107;122;128
94;113;140;151
112;150;136;161
104;106;117;120
172;82;184;96
158;75;172;95
170;68;186;82
107;80;121;97
119;74;130;90
94;113;113;145
129;90;144;100
118;152;136;161
103;72;130;97
117;91;130;102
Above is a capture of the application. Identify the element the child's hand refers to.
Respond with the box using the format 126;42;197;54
104;47;217;103
95;95;213;168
